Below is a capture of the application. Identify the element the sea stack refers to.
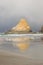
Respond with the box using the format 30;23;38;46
5;19;32;34
40;26;43;33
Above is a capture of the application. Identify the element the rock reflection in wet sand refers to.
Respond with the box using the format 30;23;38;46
13;42;30;51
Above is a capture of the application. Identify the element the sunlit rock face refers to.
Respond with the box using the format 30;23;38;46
12;19;31;31
5;18;32;34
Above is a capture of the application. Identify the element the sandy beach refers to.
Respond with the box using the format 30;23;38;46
0;50;43;65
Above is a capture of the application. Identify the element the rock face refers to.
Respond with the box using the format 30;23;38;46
5;19;32;34
40;26;43;33
12;19;31;31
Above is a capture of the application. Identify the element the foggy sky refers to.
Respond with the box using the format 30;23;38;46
0;0;43;32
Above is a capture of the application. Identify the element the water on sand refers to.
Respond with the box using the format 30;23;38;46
0;35;43;65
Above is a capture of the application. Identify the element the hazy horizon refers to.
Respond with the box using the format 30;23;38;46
0;0;43;32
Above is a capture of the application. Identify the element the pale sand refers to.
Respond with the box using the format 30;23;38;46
0;50;43;65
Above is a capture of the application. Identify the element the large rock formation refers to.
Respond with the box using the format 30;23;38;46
5;19;32;34
40;26;43;33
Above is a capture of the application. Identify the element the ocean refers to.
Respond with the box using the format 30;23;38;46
0;34;43;61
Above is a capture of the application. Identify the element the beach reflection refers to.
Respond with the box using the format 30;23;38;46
17;43;30;51
13;42;30;51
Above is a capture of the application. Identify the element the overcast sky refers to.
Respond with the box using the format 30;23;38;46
0;0;43;32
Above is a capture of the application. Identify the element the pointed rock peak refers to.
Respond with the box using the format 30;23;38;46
17;18;29;26
5;18;32;34
13;18;31;31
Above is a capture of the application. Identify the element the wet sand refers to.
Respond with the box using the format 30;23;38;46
0;50;43;65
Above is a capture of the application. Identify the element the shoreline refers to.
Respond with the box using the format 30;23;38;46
0;50;43;65
0;50;43;61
